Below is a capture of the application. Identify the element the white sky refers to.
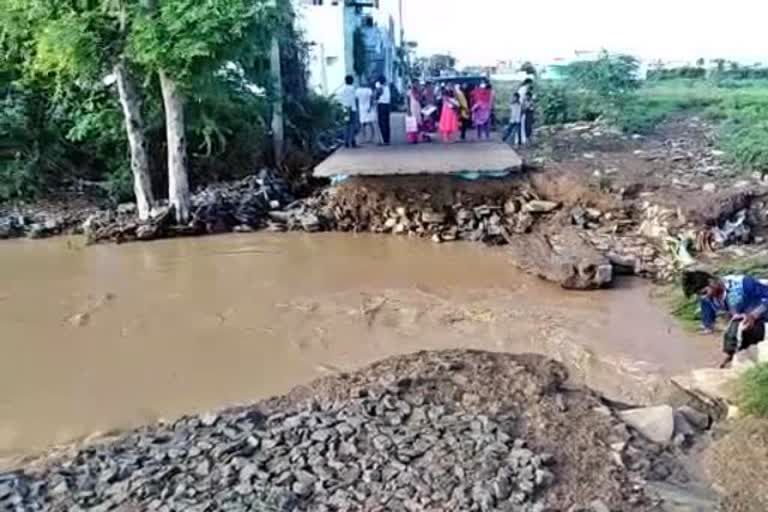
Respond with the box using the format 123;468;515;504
402;0;768;66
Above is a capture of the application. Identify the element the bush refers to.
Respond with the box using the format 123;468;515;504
739;364;768;417
721;119;768;172
536;83;569;125
647;67;706;80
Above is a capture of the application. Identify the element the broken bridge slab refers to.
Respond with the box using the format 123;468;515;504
313;142;523;178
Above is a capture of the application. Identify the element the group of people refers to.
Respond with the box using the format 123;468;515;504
407;78;536;145
407;80;492;143
502;78;536;146
338;74;536;147
338;75;392;149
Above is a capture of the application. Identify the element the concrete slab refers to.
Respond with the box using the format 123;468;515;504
313;142;523;178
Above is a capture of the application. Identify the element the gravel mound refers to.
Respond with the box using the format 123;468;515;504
1;350;714;511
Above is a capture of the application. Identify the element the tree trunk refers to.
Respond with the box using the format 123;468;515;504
158;69;191;224
270;36;285;165
114;61;154;220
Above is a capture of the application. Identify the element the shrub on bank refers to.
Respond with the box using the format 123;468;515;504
739;364;768;418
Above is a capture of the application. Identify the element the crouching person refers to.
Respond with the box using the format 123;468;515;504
683;270;768;368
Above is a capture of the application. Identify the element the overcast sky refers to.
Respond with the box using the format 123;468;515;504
401;0;768;65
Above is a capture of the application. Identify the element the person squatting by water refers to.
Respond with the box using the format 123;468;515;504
338;75;358;148
683;270;768;368
503;92;523;145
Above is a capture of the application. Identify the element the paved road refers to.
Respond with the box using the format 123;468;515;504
313;141;523;178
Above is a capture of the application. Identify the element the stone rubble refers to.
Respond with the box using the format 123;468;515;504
83;170;296;244
1;350;721;512
529;119;768;282
0;204;99;241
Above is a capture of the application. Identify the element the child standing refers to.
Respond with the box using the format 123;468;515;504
503;92;523;145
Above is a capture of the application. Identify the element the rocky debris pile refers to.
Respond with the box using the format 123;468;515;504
268;180;615;289
2;350;720;512
632;117;744;190
0;203;99;240
528;118;768;280
191;173;295;233
84;171;296;244
0;398;554;512
531;121;629;161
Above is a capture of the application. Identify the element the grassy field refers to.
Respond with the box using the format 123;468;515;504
493;78;768;172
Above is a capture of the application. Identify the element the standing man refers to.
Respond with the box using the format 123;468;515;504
338;75;358;148
518;78;535;144
376;76;392;145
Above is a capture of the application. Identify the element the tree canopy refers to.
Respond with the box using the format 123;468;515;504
0;0;338;204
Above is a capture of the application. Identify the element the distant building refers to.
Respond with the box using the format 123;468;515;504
296;0;403;95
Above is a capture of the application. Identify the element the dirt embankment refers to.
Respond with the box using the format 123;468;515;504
2;350;721;511
7;117;768;291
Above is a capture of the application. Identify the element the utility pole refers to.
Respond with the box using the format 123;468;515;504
269;0;285;165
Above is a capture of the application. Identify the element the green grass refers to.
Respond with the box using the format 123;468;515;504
498;77;768;173
739;363;768;417
630;80;768;172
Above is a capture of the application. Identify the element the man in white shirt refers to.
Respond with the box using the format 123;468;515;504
375;77;392;145
338;75;358;148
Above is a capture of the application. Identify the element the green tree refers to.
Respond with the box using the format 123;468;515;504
128;0;281;222
1;0;285;223
1;0;158;217
519;61;537;76
563;51;640;99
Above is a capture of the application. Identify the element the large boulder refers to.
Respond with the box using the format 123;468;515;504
504;227;613;289
618;405;675;444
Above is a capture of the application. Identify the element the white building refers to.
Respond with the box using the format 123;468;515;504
296;0;403;95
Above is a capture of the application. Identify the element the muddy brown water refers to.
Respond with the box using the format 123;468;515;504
0;233;719;465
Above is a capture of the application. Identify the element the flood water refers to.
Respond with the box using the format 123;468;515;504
0;233;719;464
